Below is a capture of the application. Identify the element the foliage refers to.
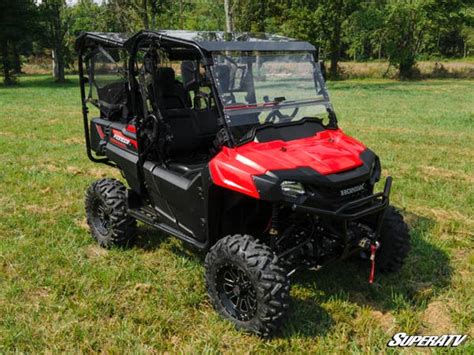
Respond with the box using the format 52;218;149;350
313;0;361;79
0;75;473;351
380;0;470;78
37;0;74;82
382;0;431;78
0;0;473;84
344;1;386;61
0;0;37;84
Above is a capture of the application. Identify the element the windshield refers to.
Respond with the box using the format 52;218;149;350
212;51;332;142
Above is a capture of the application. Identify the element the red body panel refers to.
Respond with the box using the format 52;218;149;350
110;128;138;150
209;129;366;199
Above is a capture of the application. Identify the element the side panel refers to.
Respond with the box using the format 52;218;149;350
90;118;138;154
90;118;110;154
143;162;208;241
105;143;140;192
143;162;178;224
90;118;141;192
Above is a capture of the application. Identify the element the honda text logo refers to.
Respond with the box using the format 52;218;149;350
340;183;365;196
387;333;468;348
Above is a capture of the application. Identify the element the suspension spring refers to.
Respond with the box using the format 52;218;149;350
269;203;279;236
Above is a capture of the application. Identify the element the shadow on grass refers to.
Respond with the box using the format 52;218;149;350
132;224;334;337
282;296;334;338
133;225;169;251
130;211;451;338
292;211;452;316
133;224;205;263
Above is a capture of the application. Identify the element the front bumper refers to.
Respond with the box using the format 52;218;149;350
292;176;392;220
291;177;392;257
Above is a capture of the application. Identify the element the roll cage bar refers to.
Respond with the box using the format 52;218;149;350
77;33;128;168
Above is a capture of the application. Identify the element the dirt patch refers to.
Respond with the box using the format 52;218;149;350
30;287;50;299
28;287;51;310
64;137;84;145
338;60;474;79
40;187;52;194
66;166;83;175
420;301;455;334
350;293;396;333
24;199;74;215
84;245;108;259
371;310;396;333
414;206;473;227
75;218;89;231
451;248;471;262
24;204;51;214
134;283;153;293
421;166;474;184
469;324;474;338
88;167;109;178
65;166;111;178
42;164;60;173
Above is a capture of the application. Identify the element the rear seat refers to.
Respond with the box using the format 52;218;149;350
155;66;219;164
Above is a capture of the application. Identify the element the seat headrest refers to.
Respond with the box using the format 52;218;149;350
181;61;198;90
156;67;176;89
214;65;231;93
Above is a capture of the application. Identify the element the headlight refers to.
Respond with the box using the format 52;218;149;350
281;181;305;198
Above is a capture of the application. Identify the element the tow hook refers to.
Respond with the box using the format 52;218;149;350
369;241;380;284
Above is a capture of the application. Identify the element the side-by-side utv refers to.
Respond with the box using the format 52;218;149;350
75;30;410;336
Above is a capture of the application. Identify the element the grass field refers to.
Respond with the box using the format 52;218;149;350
0;75;473;353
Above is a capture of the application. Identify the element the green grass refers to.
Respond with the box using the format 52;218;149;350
0;75;473;352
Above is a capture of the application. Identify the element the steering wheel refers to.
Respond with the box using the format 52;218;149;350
264;107;299;124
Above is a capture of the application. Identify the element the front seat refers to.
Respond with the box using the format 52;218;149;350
153;67;200;160
181;61;199;92
155;67;191;109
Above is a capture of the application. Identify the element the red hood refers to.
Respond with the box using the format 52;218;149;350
210;129;366;198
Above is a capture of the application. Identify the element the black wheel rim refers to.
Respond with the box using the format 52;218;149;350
92;197;110;235
216;264;257;321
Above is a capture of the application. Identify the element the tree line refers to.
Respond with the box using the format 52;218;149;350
0;0;473;85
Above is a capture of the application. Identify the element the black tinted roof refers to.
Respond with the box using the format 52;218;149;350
126;30;315;52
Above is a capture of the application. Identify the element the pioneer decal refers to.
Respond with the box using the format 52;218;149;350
113;133;131;146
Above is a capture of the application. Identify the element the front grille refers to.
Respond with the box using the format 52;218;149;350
307;181;370;207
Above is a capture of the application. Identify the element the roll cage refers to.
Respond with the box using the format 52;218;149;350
77;31;334;165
